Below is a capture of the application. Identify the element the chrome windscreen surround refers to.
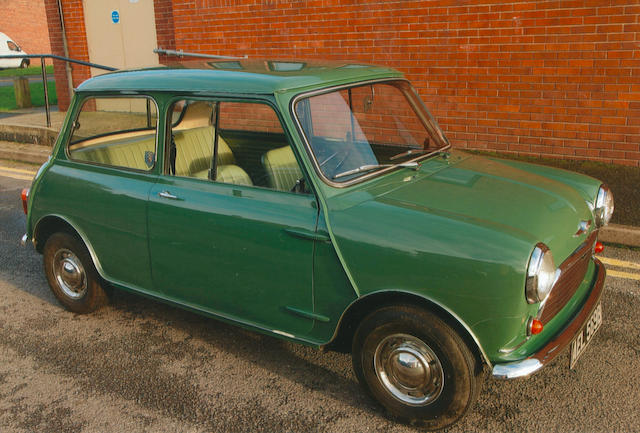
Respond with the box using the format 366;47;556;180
289;78;452;189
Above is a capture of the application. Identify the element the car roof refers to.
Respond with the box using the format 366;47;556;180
76;59;402;95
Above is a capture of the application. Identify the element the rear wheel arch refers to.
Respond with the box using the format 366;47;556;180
326;291;490;368
43;231;108;313
33;215;80;253
33;216;102;268
33;214;109;284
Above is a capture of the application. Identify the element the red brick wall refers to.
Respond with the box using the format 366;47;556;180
44;0;91;110
0;0;51;54
159;0;640;166
54;0;640;165
155;0;176;53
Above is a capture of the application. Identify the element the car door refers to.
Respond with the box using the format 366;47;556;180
147;98;319;337
45;95;159;291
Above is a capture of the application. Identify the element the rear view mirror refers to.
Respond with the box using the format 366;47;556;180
363;85;375;112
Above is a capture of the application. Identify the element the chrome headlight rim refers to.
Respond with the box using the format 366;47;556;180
525;243;556;304
594;184;614;227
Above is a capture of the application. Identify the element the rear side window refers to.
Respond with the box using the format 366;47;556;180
7;41;19;51
68;97;158;171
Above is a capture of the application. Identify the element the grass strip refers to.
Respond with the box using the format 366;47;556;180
0;65;54;77
0;81;57;111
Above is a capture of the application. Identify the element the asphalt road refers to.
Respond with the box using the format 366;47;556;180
1;165;639;433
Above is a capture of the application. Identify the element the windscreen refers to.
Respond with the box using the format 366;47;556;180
294;80;448;183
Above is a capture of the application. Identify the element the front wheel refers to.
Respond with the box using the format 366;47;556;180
352;305;483;430
43;232;108;313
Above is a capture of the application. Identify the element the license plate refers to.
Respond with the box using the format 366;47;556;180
570;302;603;369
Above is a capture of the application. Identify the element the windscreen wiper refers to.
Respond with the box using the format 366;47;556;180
333;162;418;179
389;149;427;161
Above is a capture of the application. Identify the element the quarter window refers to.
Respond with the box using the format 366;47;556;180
68;97;158;171
168;99;308;193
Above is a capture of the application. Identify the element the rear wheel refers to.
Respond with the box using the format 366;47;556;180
19;59;29;68
43;232;107;313
352;305;483;430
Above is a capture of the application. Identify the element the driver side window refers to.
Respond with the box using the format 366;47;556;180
168;99;309;193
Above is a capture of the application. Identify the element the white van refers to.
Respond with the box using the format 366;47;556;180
0;32;30;69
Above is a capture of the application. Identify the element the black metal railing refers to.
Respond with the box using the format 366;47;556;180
0;54;116;128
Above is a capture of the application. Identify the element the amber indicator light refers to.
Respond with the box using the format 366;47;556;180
594;242;604;254
530;319;543;335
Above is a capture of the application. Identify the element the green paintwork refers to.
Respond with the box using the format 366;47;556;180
25;60;605;366
312;150;600;359
77;60;402;95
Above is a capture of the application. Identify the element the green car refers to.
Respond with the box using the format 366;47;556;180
21;60;612;430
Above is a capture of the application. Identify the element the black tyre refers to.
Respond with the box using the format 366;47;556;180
352;305;483;430
43;232;107;313
20;59;29;68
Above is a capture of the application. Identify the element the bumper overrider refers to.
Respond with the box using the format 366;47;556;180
492;258;606;379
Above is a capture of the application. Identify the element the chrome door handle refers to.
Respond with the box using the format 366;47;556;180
158;190;179;200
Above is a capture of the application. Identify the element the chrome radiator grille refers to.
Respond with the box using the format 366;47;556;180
539;231;597;325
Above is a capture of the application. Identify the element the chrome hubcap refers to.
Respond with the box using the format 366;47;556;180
53;249;87;299
374;334;444;406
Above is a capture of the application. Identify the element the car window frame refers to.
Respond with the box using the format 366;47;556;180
163;95;316;196
65;94;160;173
290;78;452;189
7;41;20;52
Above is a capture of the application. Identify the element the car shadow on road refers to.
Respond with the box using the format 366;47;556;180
0;185;393;428
106;288;380;411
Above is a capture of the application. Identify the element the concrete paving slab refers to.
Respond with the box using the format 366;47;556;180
0;141;51;165
0;109;65;147
600;224;640;248
0;110;65;129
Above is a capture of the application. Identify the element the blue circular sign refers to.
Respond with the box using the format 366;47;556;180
111;10;120;24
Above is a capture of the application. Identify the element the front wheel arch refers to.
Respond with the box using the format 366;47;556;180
352;304;483;428
326;291;490;369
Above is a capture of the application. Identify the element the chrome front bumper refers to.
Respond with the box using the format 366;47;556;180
492;258;606;380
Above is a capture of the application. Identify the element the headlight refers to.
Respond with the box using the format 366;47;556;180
594;184;614;227
525;243;556;304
